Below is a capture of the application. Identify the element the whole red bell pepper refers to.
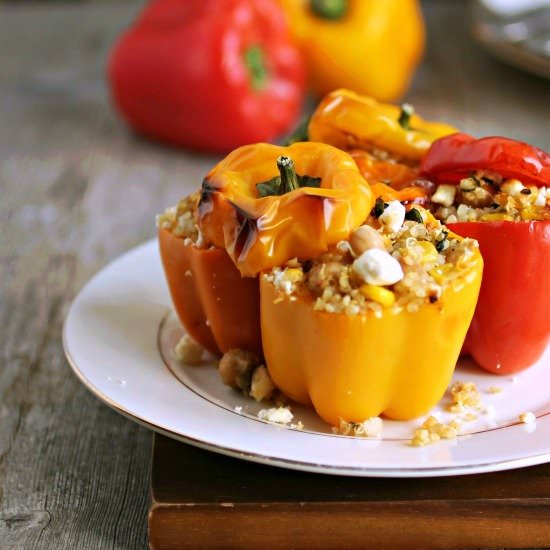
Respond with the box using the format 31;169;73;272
420;134;550;374
108;0;305;153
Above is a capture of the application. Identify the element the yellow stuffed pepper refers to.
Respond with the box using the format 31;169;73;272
278;0;425;101
309;89;457;161
197;141;374;276
307;89;459;206
261;203;483;425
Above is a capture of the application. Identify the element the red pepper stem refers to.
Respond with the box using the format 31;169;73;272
244;45;268;91
277;156;300;194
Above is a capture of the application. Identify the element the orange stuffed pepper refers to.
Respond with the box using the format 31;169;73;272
158;142;374;356
197;141;374;276
158;194;262;355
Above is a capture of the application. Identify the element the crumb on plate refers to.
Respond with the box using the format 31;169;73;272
411;415;460;447
518;412;536;424
332;417;383;438
174;334;204;365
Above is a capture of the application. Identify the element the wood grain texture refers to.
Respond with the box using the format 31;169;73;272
149;435;550;550
0;3;213;550
151;504;550;550
0;1;549;549
151;436;550;505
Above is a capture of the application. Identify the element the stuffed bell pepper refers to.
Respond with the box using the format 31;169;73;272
197;141;374;276
308;89;458;203
157;193;263;356
261;202;483;424
420;133;550;374
158;141;374;356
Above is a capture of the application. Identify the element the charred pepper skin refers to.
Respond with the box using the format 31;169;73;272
197;142;374;277
109;0;305;153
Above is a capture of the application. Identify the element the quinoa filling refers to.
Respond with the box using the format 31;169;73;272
264;203;480;318
156;193;201;243
429;171;550;223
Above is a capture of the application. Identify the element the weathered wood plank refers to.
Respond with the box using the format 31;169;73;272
0;4;187;550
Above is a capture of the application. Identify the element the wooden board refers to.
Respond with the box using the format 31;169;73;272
149;434;550;550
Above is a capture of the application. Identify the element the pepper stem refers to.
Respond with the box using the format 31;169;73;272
310;0;348;20
244;45;268;91
277;156;300;194
398;103;415;130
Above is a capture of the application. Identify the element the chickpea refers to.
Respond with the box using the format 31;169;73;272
349;225;386;255
457;184;495;208
218;349;260;392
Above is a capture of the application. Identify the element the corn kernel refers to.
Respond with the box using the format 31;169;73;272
284;268;303;283
430;263;453;284
417;241;439;263
479;212;512;222
519;207;540;221
359;285;396;307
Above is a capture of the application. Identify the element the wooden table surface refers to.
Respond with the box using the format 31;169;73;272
1;2;548;549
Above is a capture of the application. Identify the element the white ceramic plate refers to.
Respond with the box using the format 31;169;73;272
63;239;550;477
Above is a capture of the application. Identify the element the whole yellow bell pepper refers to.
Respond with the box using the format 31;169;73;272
277;0;425;100
260;235;483;425
309;89;458;161
197;142;374;276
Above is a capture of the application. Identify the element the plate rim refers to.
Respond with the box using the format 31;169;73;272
63;238;550;478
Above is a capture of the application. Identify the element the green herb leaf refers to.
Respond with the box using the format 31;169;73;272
398;103;415;130
435;230;448;252
373;197;387;218
405;208;423;223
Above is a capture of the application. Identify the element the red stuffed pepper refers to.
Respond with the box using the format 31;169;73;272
420;133;550;374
